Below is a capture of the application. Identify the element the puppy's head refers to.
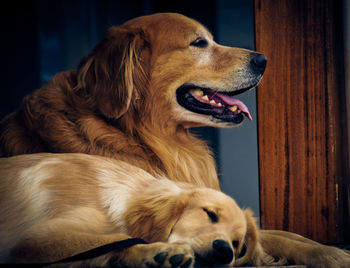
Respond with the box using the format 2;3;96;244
167;188;262;266
75;13;266;129
124;182;263;266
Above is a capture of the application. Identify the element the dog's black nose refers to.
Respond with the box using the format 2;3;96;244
212;239;234;265
251;53;267;73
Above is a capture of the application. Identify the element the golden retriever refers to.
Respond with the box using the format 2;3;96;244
0;13;349;267
0;12;262;189
0;153;265;267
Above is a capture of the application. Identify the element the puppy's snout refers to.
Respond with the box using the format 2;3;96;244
250;53;267;73
212;239;234;265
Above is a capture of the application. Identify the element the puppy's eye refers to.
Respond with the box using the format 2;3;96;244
190;38;208;48
203;208;218;223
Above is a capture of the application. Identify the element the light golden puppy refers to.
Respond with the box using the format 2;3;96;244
0;153;265;267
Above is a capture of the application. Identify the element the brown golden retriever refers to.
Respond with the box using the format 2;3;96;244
0;153;264;267
0;13;349;267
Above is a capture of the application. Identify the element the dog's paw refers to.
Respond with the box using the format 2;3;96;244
112;242;194;268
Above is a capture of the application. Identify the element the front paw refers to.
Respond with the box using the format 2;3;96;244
113;242;194;268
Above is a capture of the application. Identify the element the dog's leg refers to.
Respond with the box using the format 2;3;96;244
38;242;194;268
9;220;131;263
9;219;194;268
261;230;320;245
259;230;350;268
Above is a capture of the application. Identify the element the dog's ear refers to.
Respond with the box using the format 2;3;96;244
123;188;190;242
235;210;288;266
75;26;149;119
235;209;266;266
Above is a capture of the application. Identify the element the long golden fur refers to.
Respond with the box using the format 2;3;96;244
0;153;264;267
0;13;349;267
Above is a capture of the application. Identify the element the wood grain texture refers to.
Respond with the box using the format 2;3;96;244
254;0;349;243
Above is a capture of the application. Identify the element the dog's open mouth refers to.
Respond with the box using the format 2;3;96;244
176;85;253;124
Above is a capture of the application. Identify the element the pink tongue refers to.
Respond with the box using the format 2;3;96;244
215;92;253;121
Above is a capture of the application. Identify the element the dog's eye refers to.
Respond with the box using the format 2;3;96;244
203;208;218;223
190;38;208;48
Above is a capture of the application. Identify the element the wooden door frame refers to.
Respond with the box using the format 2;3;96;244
254;0;349;244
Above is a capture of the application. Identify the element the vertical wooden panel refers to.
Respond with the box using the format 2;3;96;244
255;0;348;243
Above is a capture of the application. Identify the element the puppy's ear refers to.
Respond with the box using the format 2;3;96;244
235;209;266;266
123;189;190;242
75;26;149;119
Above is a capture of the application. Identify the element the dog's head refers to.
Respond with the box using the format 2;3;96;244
167;188;262;266
124;182;263;266
75;13;266;129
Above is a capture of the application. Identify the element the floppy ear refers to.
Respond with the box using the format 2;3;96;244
75;26;148;119
235;209;286;266
235;209;266;266
123;189;190;242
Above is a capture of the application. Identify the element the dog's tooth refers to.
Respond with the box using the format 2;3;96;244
237;109;241;114
193;89;203;96
209;100;216;105
217;102;223;107
202;95;209;101
229;105;238;112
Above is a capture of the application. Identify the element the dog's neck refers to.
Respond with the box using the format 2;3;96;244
137;123;220;189
105;113;220;189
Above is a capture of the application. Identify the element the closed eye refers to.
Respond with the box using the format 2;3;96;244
203;208;219;223
190;38;208;48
